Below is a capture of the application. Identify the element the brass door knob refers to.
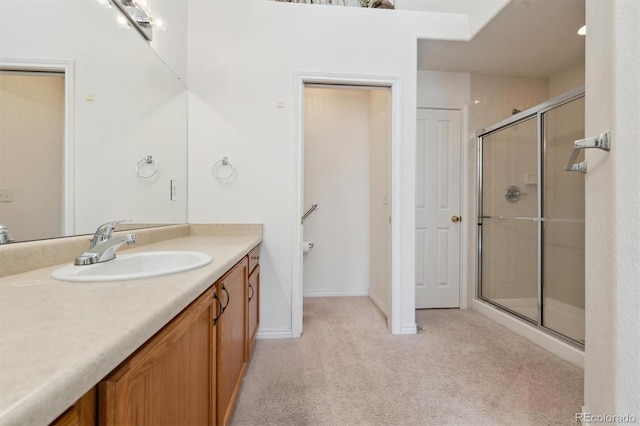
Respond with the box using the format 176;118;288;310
451;215;461;223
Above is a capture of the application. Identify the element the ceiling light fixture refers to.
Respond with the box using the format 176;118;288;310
577;25;586;36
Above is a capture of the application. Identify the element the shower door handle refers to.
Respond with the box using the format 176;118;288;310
451;215;461;223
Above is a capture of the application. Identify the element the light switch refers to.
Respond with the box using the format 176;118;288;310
0;188;12;203
170;180;178;201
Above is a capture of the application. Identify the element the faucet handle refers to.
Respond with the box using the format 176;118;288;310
90;219;132;248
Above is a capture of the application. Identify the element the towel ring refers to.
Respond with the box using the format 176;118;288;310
136;155;158;179
212;156;234;180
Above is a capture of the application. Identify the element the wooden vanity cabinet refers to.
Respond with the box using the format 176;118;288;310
50;247;261;426
246;245;260;360
215;257;248;426
98;288;215;426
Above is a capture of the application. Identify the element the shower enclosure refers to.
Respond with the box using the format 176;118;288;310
477;88;585;346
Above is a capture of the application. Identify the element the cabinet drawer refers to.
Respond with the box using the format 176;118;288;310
248;245;260;274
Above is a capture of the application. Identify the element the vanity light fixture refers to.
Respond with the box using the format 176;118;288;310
577;25;586;36
111;0;166;41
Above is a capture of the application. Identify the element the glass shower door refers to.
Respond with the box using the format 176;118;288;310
480;118;539;322
542;97;585;344
478;89;586;346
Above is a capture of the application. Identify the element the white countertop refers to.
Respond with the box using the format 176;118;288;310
0;233;261;426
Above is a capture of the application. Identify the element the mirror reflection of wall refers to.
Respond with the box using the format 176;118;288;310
0;0;188;243
0;72;65;241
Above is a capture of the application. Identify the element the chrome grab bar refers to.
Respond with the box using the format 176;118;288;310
481;215;585;224
301;203;319;223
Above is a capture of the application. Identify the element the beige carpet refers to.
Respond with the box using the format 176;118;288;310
230;297;583;426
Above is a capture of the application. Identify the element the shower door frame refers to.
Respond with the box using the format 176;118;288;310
476;86;585;347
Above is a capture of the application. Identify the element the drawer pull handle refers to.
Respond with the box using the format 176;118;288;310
213;290;223;325
248;283;254;301
220;284;230;312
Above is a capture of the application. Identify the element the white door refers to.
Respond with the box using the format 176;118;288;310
415;108;462;308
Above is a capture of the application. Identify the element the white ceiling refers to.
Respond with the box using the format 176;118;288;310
396;0;511;36
417;0;585;76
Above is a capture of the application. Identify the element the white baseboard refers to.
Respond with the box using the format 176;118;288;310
303;290;369;297
256;329;293;339
472;299;584;368
400;324;418;335
368;292;389;318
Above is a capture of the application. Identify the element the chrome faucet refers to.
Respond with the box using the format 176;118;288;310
75;220;137;265
0;224;15;244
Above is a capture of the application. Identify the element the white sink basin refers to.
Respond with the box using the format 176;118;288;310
51;251;213;282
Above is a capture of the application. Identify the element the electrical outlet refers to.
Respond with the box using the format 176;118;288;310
0;188;12;203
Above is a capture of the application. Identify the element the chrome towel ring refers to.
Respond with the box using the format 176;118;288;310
136;155;158;179
212;156;234;180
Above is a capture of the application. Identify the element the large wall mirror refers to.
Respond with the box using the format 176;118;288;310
0;0;188;243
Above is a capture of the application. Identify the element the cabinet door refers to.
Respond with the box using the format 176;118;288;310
247;264;259;360
216;258;248;426
99;289;214;426
50;387;96;426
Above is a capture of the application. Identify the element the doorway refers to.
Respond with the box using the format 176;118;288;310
0;70;66;241
303;84;391;316
302;85;392;314
293;74;400;337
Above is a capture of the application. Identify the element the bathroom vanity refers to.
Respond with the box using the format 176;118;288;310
0;224;262;426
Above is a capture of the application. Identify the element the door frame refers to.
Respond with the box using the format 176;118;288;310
416;104;470;310
0;59;75;236
293;72;402;337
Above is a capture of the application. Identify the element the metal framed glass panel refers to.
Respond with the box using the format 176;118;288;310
541;97;586;344
477;88;585;346
479;118;539;322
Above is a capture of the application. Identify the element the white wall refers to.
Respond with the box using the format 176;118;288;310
549;58;585;98
470;74;549;131
149;0;189;83
417;71;470;108
302;87;371;297
584;0;640;417
187;0;470;336
369;89;392;315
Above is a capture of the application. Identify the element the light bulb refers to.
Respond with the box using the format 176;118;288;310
116;14;131;29
577;25;586;36
153;16;167;31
